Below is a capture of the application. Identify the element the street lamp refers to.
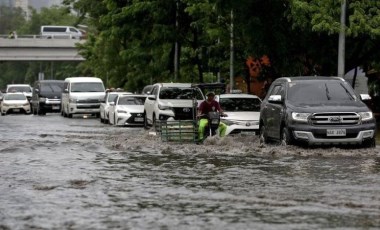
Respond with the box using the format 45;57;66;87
337;0;346;78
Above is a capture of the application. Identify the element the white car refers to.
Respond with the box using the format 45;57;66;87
218;93;261;135
109;94;147;126
144;83;204;129
6;84;33;102
100;91;131;124
1;93;31;115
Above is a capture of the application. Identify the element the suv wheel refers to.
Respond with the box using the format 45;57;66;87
362;138;376;148
281;127;293;146
259;124;267;144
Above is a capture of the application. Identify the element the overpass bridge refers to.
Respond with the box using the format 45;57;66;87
0;35;85;61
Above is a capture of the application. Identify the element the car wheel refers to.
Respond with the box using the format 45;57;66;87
67;106;72;118
259;124;267;144
281;127;293;146
104;112;109;124
152;114;161;132
144;112;150;130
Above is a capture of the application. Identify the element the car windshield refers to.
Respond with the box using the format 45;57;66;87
159;87;204;100
220;97;261;112
118;96;146;105
108;94;119;102
40;83;64;93
71;83;105;92
7;86;31;93
4;94;26;100
287;81;356;103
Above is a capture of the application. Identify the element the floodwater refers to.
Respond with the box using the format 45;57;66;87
0;114;380;229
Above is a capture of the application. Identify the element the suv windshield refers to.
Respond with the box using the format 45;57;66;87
220;97;261;112
71;83;105;92
41;82;64;93
159;87;204;100
287;81;356;103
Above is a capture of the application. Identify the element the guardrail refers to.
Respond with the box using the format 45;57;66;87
0;34;85;40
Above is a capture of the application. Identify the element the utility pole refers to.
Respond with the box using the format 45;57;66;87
229;9;234;92
337;0;346;78
174;0;179;81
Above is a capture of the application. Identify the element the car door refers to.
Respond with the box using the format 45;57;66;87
144;85;158;124
108;96;117;125
265;84;285;139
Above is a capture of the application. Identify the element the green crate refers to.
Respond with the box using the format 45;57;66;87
159;120;198;143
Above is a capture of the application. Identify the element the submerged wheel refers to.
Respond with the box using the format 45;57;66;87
281;127;293;146
362;138;376;148
144;113;150;130
259;124;267;144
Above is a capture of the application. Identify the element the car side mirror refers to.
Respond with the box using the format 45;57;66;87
147;95;156;101
109;102;115;106
360;94;371;101
268;95;282;104
34;88;39;93
64;89;69;93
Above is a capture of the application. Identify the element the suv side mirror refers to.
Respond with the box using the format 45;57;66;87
268;95;283;104
34;88;39;93
109;102;115;106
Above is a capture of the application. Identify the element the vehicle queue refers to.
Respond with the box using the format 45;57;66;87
0;76;376;148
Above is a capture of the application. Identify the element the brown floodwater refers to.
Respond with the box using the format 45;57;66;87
0;114;379;229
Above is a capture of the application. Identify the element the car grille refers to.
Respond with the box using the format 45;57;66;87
126;113;144;123
77;99;99;103
77;104;100;109
173;107;195;120
310;112;360;126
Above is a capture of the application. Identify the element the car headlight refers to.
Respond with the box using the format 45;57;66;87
292;112;311;122
359;111;373;121
117;110;127;113
158;103;172;110
39;97;47;102
23;103;29;106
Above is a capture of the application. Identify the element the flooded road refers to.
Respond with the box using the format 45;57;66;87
0;114;380;229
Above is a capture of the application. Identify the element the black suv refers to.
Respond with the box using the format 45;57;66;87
31;80;64;115
260;77;376;147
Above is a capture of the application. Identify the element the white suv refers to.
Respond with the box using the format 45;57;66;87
144;83;205;129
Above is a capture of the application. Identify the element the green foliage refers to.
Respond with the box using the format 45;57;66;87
2;0;380;92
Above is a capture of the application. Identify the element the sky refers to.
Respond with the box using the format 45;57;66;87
29;0;63;10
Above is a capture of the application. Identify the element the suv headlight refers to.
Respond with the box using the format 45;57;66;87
359;111;373;121
292;112;311;122
158;103;172;110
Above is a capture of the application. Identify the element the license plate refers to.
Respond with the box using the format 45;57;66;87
13;108;20;112
327;129;346;136
134;117;144;122
52;106;60;110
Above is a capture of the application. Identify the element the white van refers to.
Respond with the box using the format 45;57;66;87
40;25;83;39
61;77;106;118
